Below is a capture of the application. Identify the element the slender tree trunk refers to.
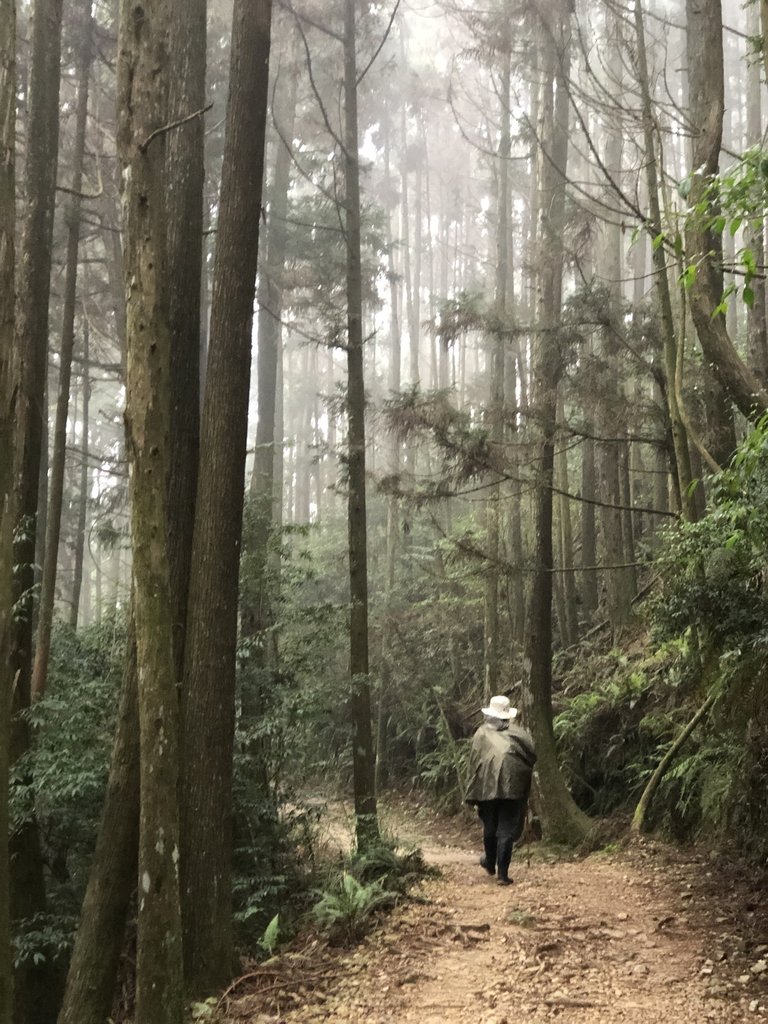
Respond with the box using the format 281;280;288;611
0;0;15;1015
378;108;402;793
180;0;272;996
31;0;93;699
69;319;90;629
599;21;635;627
345;0;379;852
11;0;65;1017
746;0;768;387
634;0;696;521
483;34;511;699
579;329;599;617
247;31;298;651
117;1;184;1021
555;394;578;645
505;342;525;648
523;0;590;844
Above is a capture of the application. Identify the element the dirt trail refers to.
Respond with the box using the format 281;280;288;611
224;805;768;1024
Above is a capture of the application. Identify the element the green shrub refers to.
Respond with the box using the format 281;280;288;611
312;872;395;944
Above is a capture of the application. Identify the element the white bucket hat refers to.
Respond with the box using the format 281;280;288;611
481;695;518;720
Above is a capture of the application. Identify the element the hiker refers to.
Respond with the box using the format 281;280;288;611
465;694;536;886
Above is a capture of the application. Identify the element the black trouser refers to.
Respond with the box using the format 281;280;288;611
477;798;526;880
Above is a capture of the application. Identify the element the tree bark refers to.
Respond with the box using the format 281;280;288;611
247;31;298;652
11;0;65;1017
522;0;590;845
165;0;205;684
634;0;696;522
0;0;15;1016
31;0;93;699
579;335;599;619
345;0;379;852
69;319;90;629
685;0;768;421
59;0;206;1012
180;0;272;996
745;0;768;388
56;626;139;1024
483;35;510;699
378;106;402;793
117;1;184;1020
555;395;578;646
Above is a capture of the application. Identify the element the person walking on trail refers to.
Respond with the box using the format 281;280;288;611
465;695;536;886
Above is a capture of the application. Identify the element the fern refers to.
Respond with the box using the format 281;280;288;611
312;873;394;944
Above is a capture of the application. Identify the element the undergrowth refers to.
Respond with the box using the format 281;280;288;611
311;838;434;946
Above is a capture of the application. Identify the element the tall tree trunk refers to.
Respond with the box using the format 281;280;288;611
56;627;139;1024
180;0;272;997
483;33;511;699
69;319;90;629
579;329;599;617
598;20;635;627
247;32;298;652
344;0;379;852
58;0;206;1010
555;394;578;646
378;106;402;793
522;0;590;844
746;0;768;387
165;0;205;683
0;0;15;1016
11;0;64;1018
634;0;696;521
31;0;93;700
117;1;184;1021
685;0;768;420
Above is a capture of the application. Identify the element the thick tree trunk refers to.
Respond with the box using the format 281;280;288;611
117;1;184;1021
522;0;590;845
180;0;272;996
31;0;92;699
11;0;65;1018
59;0;205;1012
165;0;205;683
56;627;139;1024
344;0;379;852
0;0;15;1017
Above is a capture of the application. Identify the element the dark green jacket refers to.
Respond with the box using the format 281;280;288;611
465;722;537;803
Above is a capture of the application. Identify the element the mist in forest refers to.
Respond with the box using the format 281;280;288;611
1;0;767;1020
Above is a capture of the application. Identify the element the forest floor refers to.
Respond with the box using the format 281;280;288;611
219;801;768;1024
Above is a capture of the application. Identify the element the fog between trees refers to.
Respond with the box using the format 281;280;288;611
1;0;768;1020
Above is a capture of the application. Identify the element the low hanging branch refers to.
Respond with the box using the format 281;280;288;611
631;692;717;835
139;102;213;153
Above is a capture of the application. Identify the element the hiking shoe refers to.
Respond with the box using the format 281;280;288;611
480;856;495;875
497;876;513;886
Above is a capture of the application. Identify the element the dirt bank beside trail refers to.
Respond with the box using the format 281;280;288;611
221;805;768;1024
